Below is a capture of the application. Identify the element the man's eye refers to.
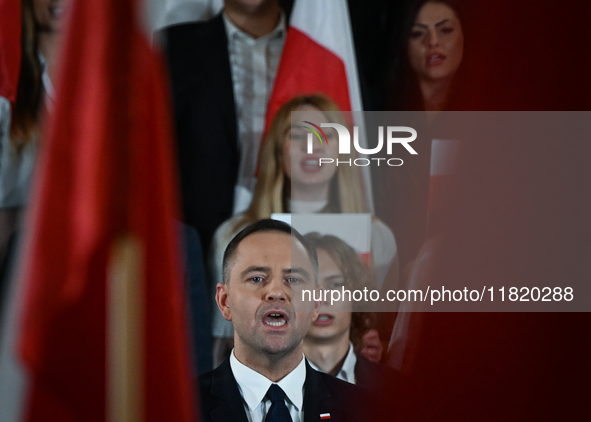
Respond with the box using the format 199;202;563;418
286;277;301;284
250;276;264;283
441;27;454;34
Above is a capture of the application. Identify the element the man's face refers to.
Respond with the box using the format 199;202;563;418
216;231;318;358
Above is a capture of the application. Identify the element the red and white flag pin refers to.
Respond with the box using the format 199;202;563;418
320;413;331;420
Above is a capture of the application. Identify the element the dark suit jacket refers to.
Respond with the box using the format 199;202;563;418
355;354;402;403
164;14;238;252
199;358;389;422
180;223;212;375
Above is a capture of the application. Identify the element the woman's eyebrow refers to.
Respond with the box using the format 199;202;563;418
435;19;452;27
413;19;451;29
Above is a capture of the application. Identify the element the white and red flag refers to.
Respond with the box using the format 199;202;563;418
265;0;364;129
0;0;198;421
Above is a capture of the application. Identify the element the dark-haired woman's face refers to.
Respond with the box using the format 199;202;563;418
408;2;463;83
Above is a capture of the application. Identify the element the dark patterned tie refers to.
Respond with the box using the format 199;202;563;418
264;384;293;422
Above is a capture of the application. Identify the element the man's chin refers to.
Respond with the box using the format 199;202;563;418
260;340;301;356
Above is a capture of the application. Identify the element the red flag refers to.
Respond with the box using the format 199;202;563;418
6;0;198;420
0;0;21;103
265;0;363;130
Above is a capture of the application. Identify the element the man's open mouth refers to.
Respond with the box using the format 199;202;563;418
262;311;289;327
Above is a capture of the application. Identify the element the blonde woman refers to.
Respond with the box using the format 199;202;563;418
210;94;398;365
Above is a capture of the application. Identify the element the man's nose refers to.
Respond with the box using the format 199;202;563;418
265;277;289;302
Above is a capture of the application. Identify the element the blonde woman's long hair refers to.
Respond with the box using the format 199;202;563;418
233;94;368;231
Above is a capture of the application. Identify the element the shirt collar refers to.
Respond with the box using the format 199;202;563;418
337;343;357;384
230;349;306;412
222;10;286;42
306;343;357;384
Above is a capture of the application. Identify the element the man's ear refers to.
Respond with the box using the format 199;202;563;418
216;283;232;321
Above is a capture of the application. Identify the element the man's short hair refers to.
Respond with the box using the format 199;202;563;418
222;219;318;284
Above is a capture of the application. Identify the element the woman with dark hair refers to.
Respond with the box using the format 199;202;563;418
0;0;64;266
389;0;464;112
303;232;400;395
377;0;466;272
378;0;467;374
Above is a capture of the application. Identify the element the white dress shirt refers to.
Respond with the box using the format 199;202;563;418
230;350;306;422
307;342;357;384
222;11;286;215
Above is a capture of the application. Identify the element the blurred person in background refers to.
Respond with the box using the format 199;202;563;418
0;0;65;282
371;0;466;350
388;0;464;112
210;94;398;366
376;0;466;273
163;0;287;259
303;232;401;398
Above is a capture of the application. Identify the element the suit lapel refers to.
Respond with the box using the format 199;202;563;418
303;361;339;422
353;354;372;388
207;359;249;422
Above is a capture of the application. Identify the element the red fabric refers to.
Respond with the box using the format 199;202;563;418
428;175;451;212
0;0;21;103
265;26;351;132
16;0;197;421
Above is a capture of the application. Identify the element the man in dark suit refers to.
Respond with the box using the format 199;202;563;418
200;219;386;421
163;0;285;255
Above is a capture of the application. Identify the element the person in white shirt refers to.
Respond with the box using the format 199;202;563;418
198;219;387;422
163;0;286;256
223;0;286;214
